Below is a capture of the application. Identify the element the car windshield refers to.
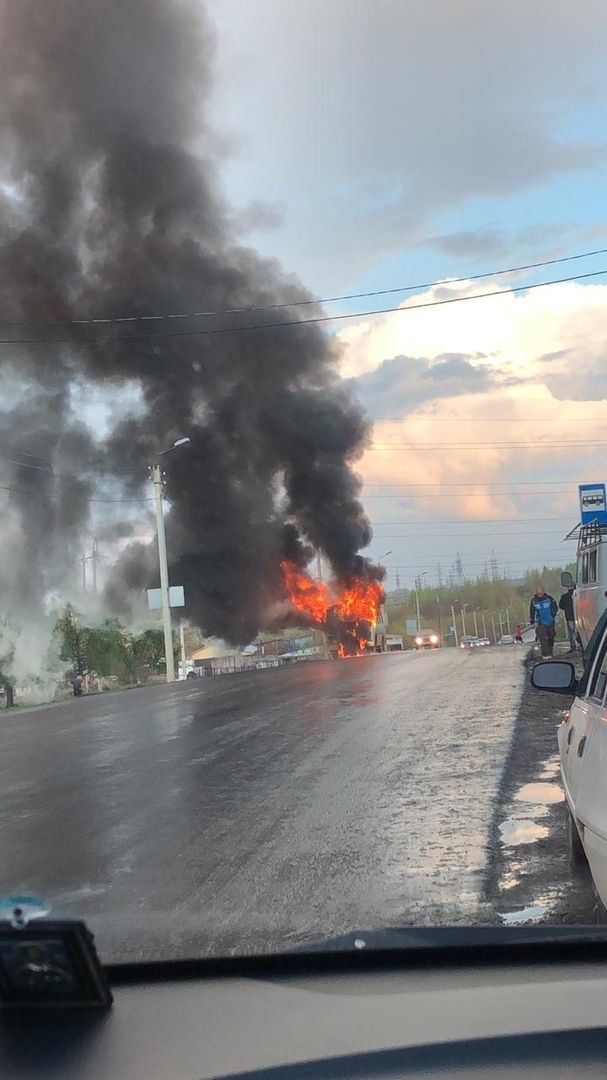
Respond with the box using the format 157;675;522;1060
0;0;603;965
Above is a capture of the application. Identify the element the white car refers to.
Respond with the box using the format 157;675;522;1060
414;629;440;650
532;611;607;912
459;635;479;649
499;634;515;645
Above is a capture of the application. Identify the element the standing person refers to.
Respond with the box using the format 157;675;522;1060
559;585;578;654
529;584;558;658
70;673;83;697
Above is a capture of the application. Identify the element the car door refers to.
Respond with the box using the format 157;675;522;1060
576;635;607;841
559;625;607;813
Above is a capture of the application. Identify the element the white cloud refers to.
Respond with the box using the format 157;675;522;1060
337;280;607;582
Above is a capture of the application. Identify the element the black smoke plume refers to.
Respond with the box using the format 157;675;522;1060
0;0;380;645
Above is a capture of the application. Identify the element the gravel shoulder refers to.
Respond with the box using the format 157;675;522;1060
484;647;596;925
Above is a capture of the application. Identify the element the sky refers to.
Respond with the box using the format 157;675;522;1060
204;0;607;589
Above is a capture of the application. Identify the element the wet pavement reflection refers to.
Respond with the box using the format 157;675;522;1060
0;648;525;962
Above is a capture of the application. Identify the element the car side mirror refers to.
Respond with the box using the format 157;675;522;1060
531;660;578;694
561;571;574;588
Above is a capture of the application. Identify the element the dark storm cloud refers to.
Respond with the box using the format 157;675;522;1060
427;224;577;265
0;0;378;643
427;229;508;262
349;353;497;416
207;0;607;281
543;355;607;401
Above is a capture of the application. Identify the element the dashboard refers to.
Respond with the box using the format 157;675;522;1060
2;931;607;1078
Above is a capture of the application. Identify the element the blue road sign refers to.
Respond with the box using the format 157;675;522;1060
579;483;607;525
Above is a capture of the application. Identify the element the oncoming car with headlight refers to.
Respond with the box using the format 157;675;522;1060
415;629;440;650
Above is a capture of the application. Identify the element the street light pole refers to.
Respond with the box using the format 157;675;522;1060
149;436;191;684
151;462;175;683
179;619;187;681
415;570;427;632
451;604;459;646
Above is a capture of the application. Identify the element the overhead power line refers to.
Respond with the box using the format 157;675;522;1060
372;530;568;538
0;483;153;504
362;479;580;487
372;416;606;423
1;267;607;344
363;490;577;498
366;441;607;450
386;557;570;569
3;244;607;328
372;516;571;524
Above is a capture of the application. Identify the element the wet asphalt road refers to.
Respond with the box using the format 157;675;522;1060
0;647;528;963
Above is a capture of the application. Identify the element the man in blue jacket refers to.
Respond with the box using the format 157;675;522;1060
529;584;559;658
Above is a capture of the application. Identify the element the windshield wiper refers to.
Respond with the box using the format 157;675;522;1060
294;925;607;953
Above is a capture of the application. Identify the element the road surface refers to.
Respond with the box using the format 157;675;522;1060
0;647;531;962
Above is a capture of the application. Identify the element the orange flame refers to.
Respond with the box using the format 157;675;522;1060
334;577;384;628
281;561;384;656
280;561;330;623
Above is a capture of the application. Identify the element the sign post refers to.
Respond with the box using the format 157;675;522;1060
579;483;607;525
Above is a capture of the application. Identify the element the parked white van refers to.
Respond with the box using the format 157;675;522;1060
564;520;607;648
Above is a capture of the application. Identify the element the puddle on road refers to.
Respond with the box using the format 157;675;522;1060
499;865;524;891
538;759;560;780
499;817;549;846
514;782;564;806
499;903;547;926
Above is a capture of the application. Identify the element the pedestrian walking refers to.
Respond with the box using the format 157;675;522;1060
559;584;578;653
514;624;524;644
529;584;558;658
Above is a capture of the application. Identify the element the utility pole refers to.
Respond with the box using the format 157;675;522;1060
482;612;487;638
491;615;498;644
436;595;443;645
91;538;99;595
461;603;468;636
415;587;422;633
179;619;187;680
499;611;504;636
451;604;459;646
151;463;175;683
80;554;87;592
473;610;479;637
505;607;511;634
316;550;323;584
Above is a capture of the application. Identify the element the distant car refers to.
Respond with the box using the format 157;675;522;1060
499;634;515;645
414;629;440;650
475;637;491;647
460;635;479;649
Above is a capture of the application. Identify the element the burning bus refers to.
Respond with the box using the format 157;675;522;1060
280;561;385;657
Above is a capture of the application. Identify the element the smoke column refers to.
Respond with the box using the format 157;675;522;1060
0;0;379;646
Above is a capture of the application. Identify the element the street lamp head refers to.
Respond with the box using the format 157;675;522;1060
156;436;191;459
